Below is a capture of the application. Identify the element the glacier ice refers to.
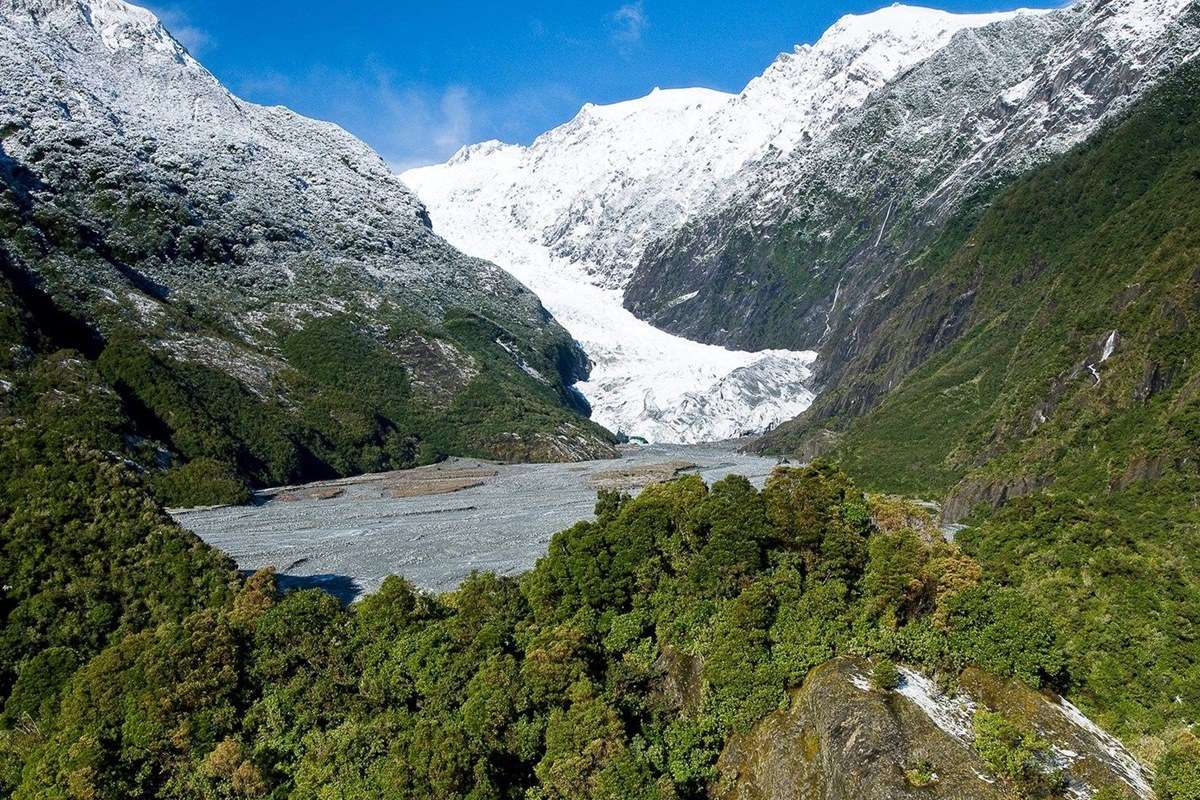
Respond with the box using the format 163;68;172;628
401;5;1053;443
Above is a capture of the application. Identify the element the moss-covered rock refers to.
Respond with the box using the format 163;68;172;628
716;658;1153;800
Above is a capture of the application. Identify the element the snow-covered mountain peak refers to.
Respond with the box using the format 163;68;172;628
730;4;1045;158
448;139;519;166
0;0;570;343
405;2;1040;295
401;0;1194;442
534;85;732;161
574;86;733;122
82;0;180;53
816;3;1043;50
11;0;192;60
401;3;1064;441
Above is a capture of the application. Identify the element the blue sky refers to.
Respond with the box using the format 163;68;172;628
145;0;1063;170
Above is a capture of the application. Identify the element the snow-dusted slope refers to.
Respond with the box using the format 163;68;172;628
0;0;563;338
0;0;618;461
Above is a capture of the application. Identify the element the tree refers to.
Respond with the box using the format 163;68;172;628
863;529;931;625
872;659;900;692
972;711;1064;799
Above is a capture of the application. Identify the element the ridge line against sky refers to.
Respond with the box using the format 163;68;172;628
145;0;1067;171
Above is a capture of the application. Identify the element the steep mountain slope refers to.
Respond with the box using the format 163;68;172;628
757;47;1200;500
0;0;615;503
758;56;1200;739
627;0;1200;354
404;5;1037;442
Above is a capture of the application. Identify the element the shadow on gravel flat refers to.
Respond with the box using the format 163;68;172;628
272;572;364;604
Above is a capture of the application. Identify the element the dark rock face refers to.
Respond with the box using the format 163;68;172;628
1110;454;1178;492
715;658;1153;800
939;475;1052;525
625;0;1199;369
655;645;705;715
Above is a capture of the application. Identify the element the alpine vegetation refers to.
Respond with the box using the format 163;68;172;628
2;0;1200;799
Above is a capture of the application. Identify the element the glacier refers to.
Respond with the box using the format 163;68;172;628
404;87;821;443
402;6;1039;443
397;179;817;442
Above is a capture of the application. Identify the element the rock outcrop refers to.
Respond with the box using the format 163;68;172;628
716;658;1152;800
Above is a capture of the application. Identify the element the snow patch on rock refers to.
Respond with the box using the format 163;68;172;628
896;666;978;741
1055;697;1155;799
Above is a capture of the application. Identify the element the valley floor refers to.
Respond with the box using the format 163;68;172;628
173;442;785;599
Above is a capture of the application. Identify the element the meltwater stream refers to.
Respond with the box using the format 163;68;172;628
173;442;784;601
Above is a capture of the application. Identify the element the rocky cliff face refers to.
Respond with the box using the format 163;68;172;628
0;0;616;492
626;0;1200;355
717;658;1152;800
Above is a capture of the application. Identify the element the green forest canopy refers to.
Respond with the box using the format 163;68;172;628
1;425;1197;799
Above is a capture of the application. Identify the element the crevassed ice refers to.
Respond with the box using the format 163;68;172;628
416;211;818;443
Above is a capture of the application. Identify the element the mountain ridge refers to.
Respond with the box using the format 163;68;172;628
625;0;1200;353
0;0;617;504
406;3;1045;290
402;4;1056;443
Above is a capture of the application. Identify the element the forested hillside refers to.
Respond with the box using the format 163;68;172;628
5;404;1194;798
758;55;1200;744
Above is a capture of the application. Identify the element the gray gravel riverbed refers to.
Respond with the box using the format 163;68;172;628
173;442;785;600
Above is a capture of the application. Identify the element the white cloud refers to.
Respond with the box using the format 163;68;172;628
233;66;485;171
145;3;211;54
610;1;648;44
432;86;474;154
232;61;580;172
360;76;481;171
